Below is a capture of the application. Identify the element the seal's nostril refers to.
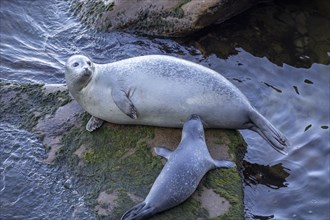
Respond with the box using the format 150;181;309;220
83;67;91;76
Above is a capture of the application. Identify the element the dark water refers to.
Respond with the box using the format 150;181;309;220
0;0;329;219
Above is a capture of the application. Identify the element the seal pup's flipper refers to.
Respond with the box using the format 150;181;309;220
249;110;289;155
154;146;172;160
212;159;236;168
121;202;156;220
111;88;138;119
86;116;104;132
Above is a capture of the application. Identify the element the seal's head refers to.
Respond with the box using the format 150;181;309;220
65;55;95;92
182;114;205;141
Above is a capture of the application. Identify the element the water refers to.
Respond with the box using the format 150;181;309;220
0;0;329;219
195;51;329;219
0;0;198;83
0;123;94;219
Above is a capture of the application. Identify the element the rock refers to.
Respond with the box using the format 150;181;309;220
0;80;246;219
69;0;262;37
197;187;231;218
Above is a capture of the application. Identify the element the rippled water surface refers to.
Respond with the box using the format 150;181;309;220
0;123;94;219
0;0;329;219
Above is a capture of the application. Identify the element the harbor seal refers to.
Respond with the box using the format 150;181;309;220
121;114;236;220
65;54;289;154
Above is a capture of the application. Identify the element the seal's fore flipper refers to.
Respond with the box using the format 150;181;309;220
86;116;104;132
111;88;138;119
212;159;236;168
154;146;172;160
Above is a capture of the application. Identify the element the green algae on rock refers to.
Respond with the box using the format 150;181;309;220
0;81;72;131
58;122;246;219
0;80;246;219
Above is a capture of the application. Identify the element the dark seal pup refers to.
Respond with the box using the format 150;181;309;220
65;54;289;154
121;114;236;220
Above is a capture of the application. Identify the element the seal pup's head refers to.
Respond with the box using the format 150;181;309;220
65;55;95;92
182;114;205;141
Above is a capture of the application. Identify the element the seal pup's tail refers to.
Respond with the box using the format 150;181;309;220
121;202;156;220
248;109;289;155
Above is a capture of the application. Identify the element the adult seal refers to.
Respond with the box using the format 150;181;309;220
121;114;236;220
65;54;289;154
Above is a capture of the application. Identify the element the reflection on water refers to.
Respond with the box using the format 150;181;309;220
183;1;329;218
199;48;329;219
188;0;330;68
243;161;290;189
0;0;329;219
0;123;95;219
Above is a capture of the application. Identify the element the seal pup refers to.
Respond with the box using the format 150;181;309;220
121;114;236;220
65;54;289;154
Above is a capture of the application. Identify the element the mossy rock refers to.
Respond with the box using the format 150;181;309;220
58;122;245;220
0;81;72;131
57;112;246;219
0;80;246;219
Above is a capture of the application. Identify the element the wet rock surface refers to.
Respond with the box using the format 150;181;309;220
69;0;262;37
0;80;246;219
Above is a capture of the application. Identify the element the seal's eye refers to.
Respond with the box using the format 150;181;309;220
72;62;79;67
87;61;91;66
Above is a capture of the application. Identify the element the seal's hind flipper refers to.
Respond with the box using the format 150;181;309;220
212;159;236;168
249;110;289;155
86;116;104;132
121;202;155;220
121;202;145;220
111;88;138;119
154;146;172;160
